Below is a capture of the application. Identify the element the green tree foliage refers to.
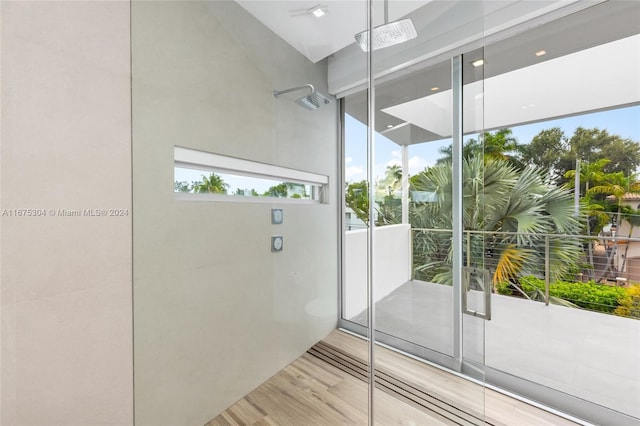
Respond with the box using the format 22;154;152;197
564;159;614;243
193;173;229;194
620;207;640;272
264;183;288;198
568;127;640;175
174;180;193;193
375;165;403;225
380;164;403;194
345;164;404;227
588;172;640;230
234;188;259;196
587;172;640;280
438;129;523;168
564;159;610;199
377;195;401;225
521;127;640;184
286;183;308;199
345;180;369;225
411;157;582;285
345;177;402;227
614;285;640;319
519;127;566;181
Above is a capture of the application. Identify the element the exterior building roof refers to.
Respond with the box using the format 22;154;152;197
607;193;640;201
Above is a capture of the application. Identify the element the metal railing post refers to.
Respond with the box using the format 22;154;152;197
466;231;471;269
410;229;414;280
545;235;550;306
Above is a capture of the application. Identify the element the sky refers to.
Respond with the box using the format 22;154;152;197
175;167;288;194
345;104;640;183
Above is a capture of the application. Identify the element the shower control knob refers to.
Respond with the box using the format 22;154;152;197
272;236;283;252
272;208;283;224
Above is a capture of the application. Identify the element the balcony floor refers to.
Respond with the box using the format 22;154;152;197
349;280;640;422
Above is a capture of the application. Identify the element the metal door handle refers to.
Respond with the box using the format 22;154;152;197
461;266;491;320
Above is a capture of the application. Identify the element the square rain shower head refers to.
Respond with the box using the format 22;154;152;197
355;19;417;52
295;91;331;110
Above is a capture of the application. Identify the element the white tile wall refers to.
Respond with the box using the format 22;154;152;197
1;1;133;424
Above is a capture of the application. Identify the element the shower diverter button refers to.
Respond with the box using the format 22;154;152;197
271;236;283;252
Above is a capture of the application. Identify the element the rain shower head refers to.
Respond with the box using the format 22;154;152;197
354;0;417;52
273;84;331;111
355;18;417;52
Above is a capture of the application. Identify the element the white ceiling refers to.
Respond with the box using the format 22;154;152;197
235;1;431;63
383;34;640;138
235;0;639;145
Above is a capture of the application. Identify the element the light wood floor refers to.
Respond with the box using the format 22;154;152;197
207;330;579;426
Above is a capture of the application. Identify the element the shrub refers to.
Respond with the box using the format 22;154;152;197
512;276;627;314
495;281;512;295
615;285;640;319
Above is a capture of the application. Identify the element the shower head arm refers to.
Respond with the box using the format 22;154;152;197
384;0;388;24
273;84;315;98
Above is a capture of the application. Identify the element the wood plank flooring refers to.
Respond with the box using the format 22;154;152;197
207;330;579;426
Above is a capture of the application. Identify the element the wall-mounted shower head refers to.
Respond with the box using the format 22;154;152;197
273;84;331;111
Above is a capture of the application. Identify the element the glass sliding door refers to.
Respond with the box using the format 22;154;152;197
340;1;494;423
479;2;640;424
339;1;639;425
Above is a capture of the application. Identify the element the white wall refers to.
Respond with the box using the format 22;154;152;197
131;2;338;425
487;294;640;419
344;224;411;318
0;2;133;425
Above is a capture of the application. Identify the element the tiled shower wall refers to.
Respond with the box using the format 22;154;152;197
0;2;133;424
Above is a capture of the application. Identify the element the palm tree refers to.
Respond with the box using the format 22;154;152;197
564;159;611;277
620;207;640;273
193;173;229;194
564;158;610;197
437;128;523;168
483;128;522;166
588;172;640;229
378;164;403;196
588;172;640;280
411;157;582;286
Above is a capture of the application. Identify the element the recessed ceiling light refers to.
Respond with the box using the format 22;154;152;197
535;50;547;57
386;124;394;128
472;59;485;67
430;87;439;91
308;5;326;18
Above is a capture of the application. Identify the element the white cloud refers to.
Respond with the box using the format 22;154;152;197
384;151;403;169
345;156;353;164
384;153;429;176
408;156;428;174
346;165;365;182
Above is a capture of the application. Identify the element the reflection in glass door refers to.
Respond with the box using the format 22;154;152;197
341;1;639;425
341;53;489;425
